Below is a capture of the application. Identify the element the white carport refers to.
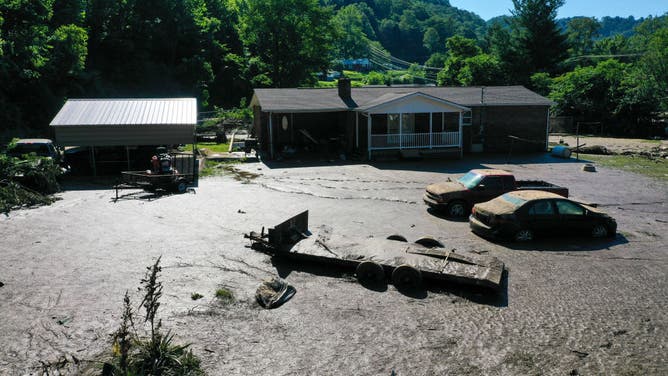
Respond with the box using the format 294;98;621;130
50;98;197;175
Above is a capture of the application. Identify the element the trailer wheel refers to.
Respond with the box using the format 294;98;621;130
386;234;407;242
414;237;444;248
175;180;187;193
356;261;385;284
392;265;422;289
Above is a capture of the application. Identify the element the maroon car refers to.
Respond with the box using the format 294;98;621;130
424;169;569;218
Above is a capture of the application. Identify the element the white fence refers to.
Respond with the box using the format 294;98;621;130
370;132;459;150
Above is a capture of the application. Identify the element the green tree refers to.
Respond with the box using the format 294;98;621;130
509;0;569;81
422;27;440;53
238;0;337;87
457;54;506;86
436;36;481;85
332;4;374;58
566;17;600;57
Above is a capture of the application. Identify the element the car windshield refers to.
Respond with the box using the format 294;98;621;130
10;144;50;157
500;193;528;207
457;171;484;189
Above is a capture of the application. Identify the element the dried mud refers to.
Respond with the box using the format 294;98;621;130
0;153;666;375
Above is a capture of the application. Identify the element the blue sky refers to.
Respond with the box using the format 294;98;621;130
449;0;668;21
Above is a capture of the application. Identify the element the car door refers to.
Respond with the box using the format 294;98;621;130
554;199;590;234
524;199;558;234
475;176;505;203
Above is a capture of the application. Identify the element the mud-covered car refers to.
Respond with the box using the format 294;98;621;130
469;190;617;242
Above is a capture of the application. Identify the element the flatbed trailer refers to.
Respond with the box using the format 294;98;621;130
113;152;197;199
245;211;505;292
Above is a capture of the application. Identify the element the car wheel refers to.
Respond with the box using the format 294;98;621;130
391;265;422;289
513;229;534;242
355;261;385;284
591;224;608;238
447;201;467;218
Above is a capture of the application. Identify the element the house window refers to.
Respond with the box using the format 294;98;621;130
401;113;415;133
462;111;472;126
388;114;400;134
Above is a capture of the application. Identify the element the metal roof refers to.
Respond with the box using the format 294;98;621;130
50;98;197;126
251;86;554;113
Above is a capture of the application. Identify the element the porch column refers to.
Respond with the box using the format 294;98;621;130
429;112;433;149
269;112;274;159
458;111;463;159
367;114;372;160
355;112;359;149
399;112;403;148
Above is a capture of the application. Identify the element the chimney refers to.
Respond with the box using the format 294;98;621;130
338;78;351;99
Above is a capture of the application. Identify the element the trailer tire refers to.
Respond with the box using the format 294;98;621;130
175;180;187;193
356;261;385;284
392;265;422;289
414;237;444;248
386;234;407;242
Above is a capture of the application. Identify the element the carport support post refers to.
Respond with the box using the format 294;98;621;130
91;146;97;176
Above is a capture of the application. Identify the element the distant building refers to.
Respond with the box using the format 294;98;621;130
341;58;372;72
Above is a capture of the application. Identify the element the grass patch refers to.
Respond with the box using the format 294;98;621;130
584;154;668;181
200;160;246;177
215;287;234;303
182;142;231;155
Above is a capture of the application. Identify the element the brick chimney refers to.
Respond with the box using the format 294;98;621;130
338;77;351;99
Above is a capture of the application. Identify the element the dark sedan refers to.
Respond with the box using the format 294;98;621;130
469;190;617;242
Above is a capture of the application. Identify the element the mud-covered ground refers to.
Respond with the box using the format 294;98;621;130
1;153;666;375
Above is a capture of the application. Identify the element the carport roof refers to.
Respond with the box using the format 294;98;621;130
251;85;554;113
50;98;197;126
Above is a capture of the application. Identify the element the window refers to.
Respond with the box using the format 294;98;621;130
462;111;472;126
528;200;554;215
555;200;585;215
482;177;503;190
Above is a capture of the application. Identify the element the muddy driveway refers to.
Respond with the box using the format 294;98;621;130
0;153;666;375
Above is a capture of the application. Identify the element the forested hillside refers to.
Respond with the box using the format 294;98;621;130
1;0;666;139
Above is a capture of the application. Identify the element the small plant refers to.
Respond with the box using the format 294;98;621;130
106;256;204;375
191;292;203;300
215;287;234;303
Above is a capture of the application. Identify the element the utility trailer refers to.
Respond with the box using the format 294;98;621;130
245;211;505;292
114;151;197;199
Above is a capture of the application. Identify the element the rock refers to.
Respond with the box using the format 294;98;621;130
0;281;4;287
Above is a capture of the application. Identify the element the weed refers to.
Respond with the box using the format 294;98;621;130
215;287;234;303
105;256;204;375
191;292;204;300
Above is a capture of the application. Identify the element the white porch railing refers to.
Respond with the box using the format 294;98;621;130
370;131;459;150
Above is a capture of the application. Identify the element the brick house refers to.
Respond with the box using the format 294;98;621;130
250;79;553;160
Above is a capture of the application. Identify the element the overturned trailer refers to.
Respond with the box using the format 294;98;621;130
245;211;505;292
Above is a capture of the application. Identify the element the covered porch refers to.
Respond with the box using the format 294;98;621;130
356;92;469;159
